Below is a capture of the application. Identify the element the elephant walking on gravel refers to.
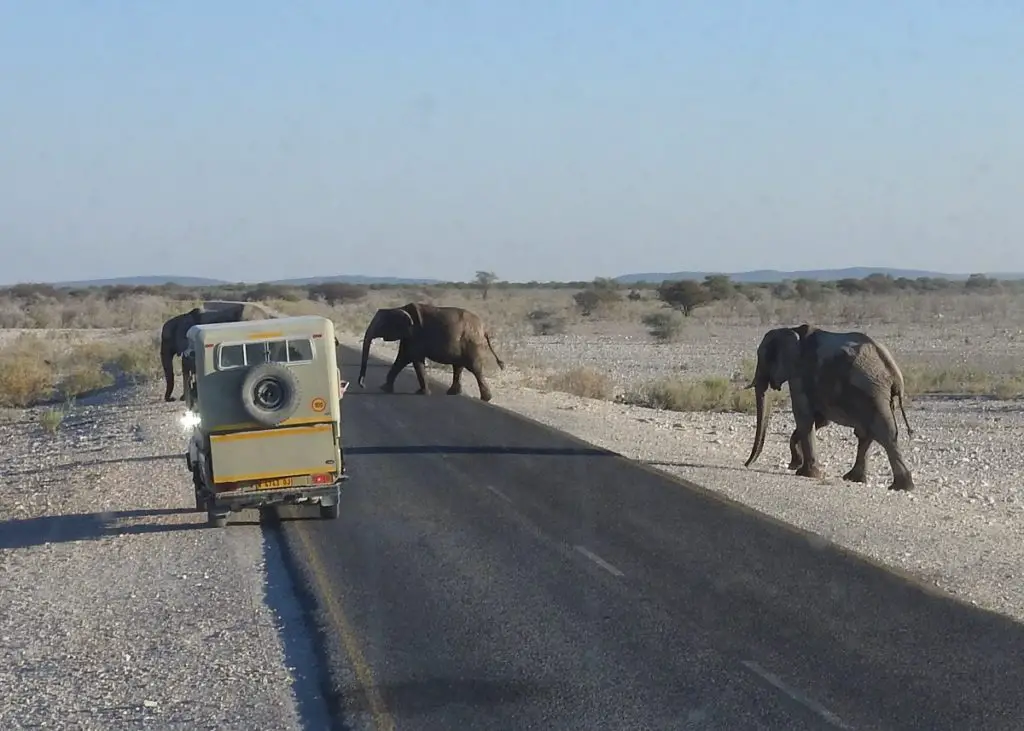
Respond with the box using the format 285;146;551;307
357;302;505;401
158;301;277;402
743;323;915;491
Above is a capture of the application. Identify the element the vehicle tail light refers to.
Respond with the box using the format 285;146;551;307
312;473;332;485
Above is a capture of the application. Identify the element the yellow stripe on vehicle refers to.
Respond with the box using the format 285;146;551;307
208;417;334;434
210;423;333;443
212;467;333;484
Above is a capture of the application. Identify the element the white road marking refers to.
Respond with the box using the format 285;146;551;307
574;545;625;577
741;660;854;730
485;485;513;503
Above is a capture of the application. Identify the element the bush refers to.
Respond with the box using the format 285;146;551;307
641;310;686;342
545;367;614;400
0;344;57;407
0;333;161;408
621;375;765;414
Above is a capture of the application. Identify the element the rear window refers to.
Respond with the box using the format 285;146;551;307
217;337;315;370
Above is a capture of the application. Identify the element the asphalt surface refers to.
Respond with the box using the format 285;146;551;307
275;346;1024;731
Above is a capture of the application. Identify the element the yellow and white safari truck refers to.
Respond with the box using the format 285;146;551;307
181;314;349;527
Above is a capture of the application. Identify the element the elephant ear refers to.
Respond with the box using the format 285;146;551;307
400;302;424;329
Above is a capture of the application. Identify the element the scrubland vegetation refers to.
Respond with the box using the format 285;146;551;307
2;270;1023;414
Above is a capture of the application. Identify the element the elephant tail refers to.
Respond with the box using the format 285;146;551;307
890;384;913;441
484;331;505;370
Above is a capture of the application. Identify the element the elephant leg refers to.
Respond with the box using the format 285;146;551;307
791;391;823;479
870;403;915;491
383;349;411;393
467;364;493;402
162;349;176;402
412;359;430;395
788;429;804;471
447;365;464;395
843;429;872;483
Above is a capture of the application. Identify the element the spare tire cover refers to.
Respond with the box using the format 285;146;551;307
241;362;301;426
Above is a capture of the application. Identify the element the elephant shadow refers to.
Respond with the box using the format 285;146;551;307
644;459;784;477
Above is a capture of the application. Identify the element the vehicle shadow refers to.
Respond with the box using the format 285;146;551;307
0;507;199;550
0;505;330;548
345;445;613;457
2;454;181;478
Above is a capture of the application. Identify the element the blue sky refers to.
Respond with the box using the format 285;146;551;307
2;1;1023;284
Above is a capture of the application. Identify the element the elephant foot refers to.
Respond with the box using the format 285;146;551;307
888;474;915;492
842;468;868;483
795;464;824;479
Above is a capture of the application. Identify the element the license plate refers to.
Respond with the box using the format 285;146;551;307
252;476;294;490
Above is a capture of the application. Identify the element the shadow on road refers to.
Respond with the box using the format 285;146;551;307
3;453;181;478
0;507;200;549
346;444;613;457
643;459;785;476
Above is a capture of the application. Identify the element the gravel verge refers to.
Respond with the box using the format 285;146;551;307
0;386;305;730
342;324;1024;624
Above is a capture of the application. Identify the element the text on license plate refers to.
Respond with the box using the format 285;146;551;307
253;476;294;490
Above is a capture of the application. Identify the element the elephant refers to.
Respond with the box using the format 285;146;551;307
357;302;506;401
159;301;277;402
743;323;915;491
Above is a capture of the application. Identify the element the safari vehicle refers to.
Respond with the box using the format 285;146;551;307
181;314;349;528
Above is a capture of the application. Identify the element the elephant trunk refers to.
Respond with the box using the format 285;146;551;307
744;362;771;467
357;311;382;388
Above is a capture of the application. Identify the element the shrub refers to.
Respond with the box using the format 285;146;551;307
621;375;766;414
0;346;57;407
641;310;686;342
545;367;614;400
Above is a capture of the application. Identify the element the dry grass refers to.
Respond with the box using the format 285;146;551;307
0;332;162;408
545;367;614;400
620;376;766;414
902;363;1024;400
2;285;1024;412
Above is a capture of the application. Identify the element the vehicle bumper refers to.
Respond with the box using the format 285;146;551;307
207;474;349;513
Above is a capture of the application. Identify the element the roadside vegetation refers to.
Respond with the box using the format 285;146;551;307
1;270;1022;412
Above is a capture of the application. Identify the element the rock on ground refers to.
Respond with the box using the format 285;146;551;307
0;387;304;731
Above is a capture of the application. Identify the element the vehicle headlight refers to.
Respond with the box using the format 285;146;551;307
179;411;202;430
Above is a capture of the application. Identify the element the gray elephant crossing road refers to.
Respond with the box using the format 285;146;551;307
271;344;1024;731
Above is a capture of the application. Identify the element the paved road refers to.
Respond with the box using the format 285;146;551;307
276;346;1024;731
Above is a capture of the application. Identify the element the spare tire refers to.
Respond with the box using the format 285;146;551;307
241;362;301;426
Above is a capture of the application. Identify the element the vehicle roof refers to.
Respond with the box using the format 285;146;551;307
190;314;335;344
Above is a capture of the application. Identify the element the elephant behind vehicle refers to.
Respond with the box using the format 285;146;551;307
743;323;915;492
159;301;279;402
357;302;505;401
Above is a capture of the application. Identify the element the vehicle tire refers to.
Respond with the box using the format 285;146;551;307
319;501;340;520
240;362;301;427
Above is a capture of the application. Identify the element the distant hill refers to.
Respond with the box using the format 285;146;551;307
27;274;443;288
613;267;1024;284
49;275;229;288
269;274;444;286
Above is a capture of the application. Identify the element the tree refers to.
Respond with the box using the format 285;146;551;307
656;279;711;316
475;270;498;300
572;277;622;316
702;274;735;301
